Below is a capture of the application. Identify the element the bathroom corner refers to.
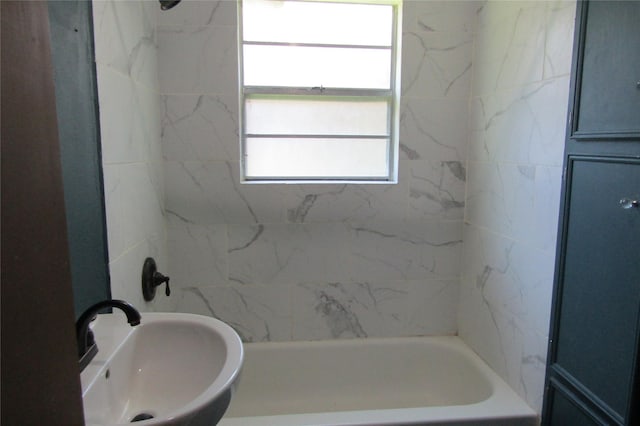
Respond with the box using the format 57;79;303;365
459;0;576;413
93;0;176;312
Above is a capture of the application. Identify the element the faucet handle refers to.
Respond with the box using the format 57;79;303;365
154;272;171;297
142;258;171;301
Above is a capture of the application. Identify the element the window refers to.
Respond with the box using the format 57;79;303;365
239;0;402;183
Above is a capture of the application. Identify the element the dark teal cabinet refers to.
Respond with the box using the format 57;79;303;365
573;2;640;138
547;385;608;426
543;2;640;425
546;158;640;424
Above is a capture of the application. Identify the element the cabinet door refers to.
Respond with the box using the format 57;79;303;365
574;1;640;138
547;385;608;426
552;157;640;423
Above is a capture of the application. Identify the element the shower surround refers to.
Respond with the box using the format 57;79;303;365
460;0;575;412
158;0;475;342
93;0;175;313
94;0;576;416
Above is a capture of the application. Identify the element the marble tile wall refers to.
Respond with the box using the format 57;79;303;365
158;0;479;342
91;0;579;415
459;0;576;414
93;0;175;312
93;0;576;415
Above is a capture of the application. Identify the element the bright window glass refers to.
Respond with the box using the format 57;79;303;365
245;138;390;179
242;1;393;46
243;45;392;89
245;97;390;136
240;0;401;182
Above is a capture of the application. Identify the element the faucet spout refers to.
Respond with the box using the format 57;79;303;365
76;299;141;371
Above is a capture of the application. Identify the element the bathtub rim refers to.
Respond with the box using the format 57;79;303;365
220;336;537;426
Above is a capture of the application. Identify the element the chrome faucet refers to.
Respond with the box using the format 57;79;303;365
76;299;141;371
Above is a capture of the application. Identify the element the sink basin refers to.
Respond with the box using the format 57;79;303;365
81;312;243;426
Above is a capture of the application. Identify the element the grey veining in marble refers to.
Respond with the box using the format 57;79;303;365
149;1;575;416
400;98;469;162
409;160;466;220
460;1;575;413
158;25;238;95
177;284;292;342
93;0;159;87
313;289;367;338
158;2;475;344
294;281;409;340
94;0;175;313
158;0;237;28
349;221;463;282
161;94;239;162
402;31;473;99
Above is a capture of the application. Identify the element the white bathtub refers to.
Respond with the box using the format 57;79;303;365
219;336;536;426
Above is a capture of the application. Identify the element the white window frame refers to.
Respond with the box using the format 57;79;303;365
238;0;403;184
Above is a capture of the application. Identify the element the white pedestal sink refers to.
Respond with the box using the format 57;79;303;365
81;313;243;426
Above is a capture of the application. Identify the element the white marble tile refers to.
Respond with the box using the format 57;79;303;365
149;165;166;218
175;284;292;342
94;0;169;316
460;224;554;337
96;66;145;164
282;184;356;223
408;160;466;220
472;4;546;95
544;1;577;79
458;3;570;415
474;1;545;50
458;274;549;413
164;160;284;225
465;161;536;244
403;1;482;35
97;71;163;169
292;281;409;340
166;214;228;288
109;234;174;313
280;167;409;224
228;223;351;285
102;164;126;259
348;220;463;282
141;0;159;27
92;0;158;87
458;271;509;379
118;163;166;252
402;30;473;100
466;161;562;251
158;25;238;95
104;163;162;261
164;160;237;224
406;279;459;336
533;165;562;252
464;299;545;409
232;181;292;224
399;98;468;162
161;94;239;161
138;85;164;166
468;78;569;166
158;0;237;28
519;329;549;413
526;77;570;166
167;167;424;287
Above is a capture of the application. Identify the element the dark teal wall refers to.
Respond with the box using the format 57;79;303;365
48;0;111;318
